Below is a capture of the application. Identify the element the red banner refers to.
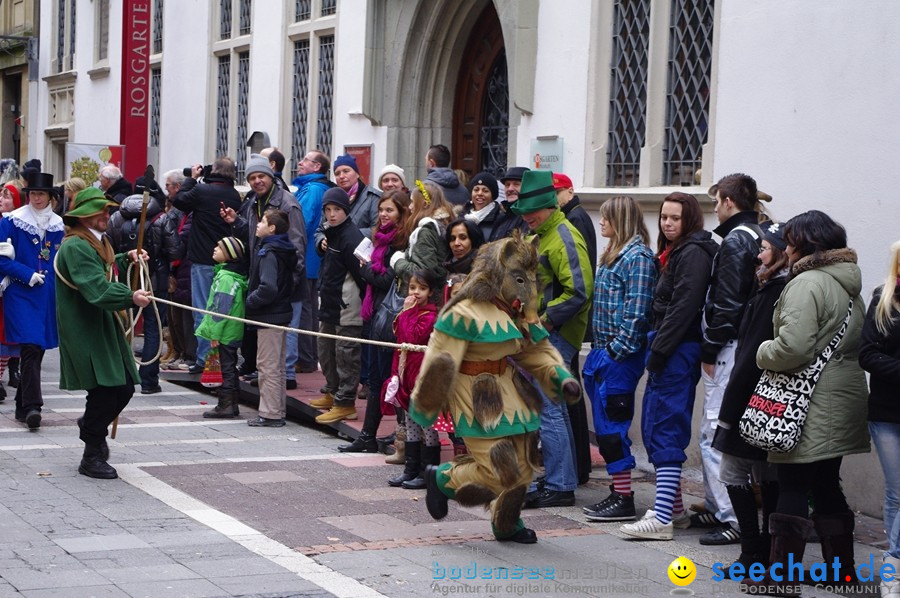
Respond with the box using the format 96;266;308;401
119;0;151;183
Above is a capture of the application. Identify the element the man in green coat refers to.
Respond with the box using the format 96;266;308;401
55;188;151;479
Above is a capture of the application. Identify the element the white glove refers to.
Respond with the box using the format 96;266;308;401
28;272;45;287
0;238;14;259
389;251;405;269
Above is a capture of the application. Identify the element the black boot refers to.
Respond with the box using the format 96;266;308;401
203;391;240;418
78;444;117;479
742;513;813;597
813;511;860;587
388;441;420;487
403;445;442;489
728;484;768;568
76;417;109;461
7;357;19;388
338;430;378;453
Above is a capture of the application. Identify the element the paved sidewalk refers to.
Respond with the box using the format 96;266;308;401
0;349;887;597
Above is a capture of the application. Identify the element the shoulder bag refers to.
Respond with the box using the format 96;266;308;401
738;299;853;453
371;278;404;343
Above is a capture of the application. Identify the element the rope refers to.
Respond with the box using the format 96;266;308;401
148;295;427;353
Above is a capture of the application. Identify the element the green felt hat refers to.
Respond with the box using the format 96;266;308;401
65;187;116;219
510;170;558;215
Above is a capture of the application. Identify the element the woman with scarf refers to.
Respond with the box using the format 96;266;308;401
444;217;485;276
337;190;411;453
460;172;500;242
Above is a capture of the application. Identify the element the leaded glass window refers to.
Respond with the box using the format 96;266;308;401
607;0;650;186
239;0;251;36
481;50;509;179
321;0;336;17
56;1;64;72
220;0;232;40
153;0;164;54
316;35;334;157
150;68;161;147
236;52;250;179
68;0;76;70
97;0;110;61
663;0;714;186
295;0;311;21
290;40;310;169
216;55;231;158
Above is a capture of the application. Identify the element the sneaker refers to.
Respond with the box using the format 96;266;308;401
247;416;286;428
583;485;619;514
310;394;334;409
620;510;673;540
315;405;358;424
672;510;692;529
699;523;741;545
689;511;722;529
584;491;636;522
187;364;203;375
177;361;192;371
523;488;575;509
286;379;297;390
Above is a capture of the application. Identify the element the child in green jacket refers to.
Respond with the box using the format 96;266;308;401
197;236;248;418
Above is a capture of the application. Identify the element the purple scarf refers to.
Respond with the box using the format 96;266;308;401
361;221;399;320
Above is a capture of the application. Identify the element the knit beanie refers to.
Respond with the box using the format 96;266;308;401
762;221;787;251
379;164;406;187
244;154;274;180
467;171;499;200
217;236;245;262
322;187;351;214
334;154;359;174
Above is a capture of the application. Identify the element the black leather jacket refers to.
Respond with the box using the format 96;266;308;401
701;211;762;364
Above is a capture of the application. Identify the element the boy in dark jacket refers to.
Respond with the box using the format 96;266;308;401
310;188;366;425
245;209;296;427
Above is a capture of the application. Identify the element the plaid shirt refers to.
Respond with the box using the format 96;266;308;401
592;236;657;360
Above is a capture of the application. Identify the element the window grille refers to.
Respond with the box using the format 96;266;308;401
606;0;650;186
97;0;110;61
68;0;76;70
321;0;336;16
236;52;250;179
153;0;164;54
216;55;231;158
290;40;310;169
663;0;714;186
220;0;232;40
481;50;509;179
56;0;64;72
295;0;311;21
239;0;251;36
316;35;334;157
150;68;162;148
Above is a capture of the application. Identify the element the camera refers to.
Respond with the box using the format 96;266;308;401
183;164;213;178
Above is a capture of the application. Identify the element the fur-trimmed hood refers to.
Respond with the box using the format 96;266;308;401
792;247;861;298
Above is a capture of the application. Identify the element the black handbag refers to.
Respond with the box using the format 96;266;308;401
371;278;404;343
738;300;853;453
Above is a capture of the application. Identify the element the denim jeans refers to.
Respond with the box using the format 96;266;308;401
534;332;578;493
870;421;900;558
284;300;303;381
139;304;160;389
190;264;214;366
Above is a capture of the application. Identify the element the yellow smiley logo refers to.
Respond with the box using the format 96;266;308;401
668;556;696;586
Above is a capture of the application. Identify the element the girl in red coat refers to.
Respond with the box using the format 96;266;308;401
385;268;441;489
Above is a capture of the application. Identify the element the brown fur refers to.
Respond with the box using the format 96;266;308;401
524;431;542;471
512;369;543;413
490;438;520;488
412;351;456;413
455;483;497;508
472;374;503;430
792;247;857;275
452;453;476;467
492;484;528;535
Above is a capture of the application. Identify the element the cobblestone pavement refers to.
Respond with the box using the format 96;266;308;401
0;349;887;597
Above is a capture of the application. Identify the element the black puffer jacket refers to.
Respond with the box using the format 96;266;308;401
701;211;762;363
860;284;900;424
647;231;718;372
318;217;366;326
105;177;134;203
107;194;170;291
713;272;788;458
489;202;529;242
172;174;242;266
245;234;296;325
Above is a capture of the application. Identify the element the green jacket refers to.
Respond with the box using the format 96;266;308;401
196;263;248;345
756;248;870;464
530;209;594;351
55;236;139;390
391;216;450;293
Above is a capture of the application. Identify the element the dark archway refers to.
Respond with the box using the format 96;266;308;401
452;3;508;178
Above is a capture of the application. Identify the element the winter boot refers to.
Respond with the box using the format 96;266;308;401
728;484;769;569
403;444;442;489
813;511;861;587
78;444;118;479
388;440;420;487
203;391;240;418
741;513;814;597
338;430;378;453
385;423;406;464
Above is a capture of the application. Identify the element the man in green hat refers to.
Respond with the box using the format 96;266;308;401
511;170;594;509
55;187;152;479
